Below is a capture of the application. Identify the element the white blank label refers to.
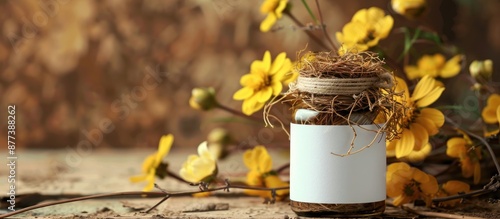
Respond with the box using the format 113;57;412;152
290;123;386;203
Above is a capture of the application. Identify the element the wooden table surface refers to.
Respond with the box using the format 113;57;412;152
0;149;498;218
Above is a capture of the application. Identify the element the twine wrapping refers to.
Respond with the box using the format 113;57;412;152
294;73;393;95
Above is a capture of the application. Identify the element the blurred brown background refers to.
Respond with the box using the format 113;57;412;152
1;0;499;150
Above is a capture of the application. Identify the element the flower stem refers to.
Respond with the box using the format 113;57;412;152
216;103;262;122
166;168;190;184
314;0;337;51
284;11;331;51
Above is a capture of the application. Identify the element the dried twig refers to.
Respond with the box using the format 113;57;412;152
145;179;289;212
401;205;486;219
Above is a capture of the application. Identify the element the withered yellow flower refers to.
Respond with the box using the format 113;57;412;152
336;7;394;53
260;0;288;32
446;132;482;184
386;162;438;206
405;54;462;79
233;50;295;115
386;76;445;160
436;180;470;207
130;134;174;191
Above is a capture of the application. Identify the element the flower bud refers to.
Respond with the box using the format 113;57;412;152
189;87;218;111
207;128;231;159
469;59;493;83
391;0;427;19
208;128;231;145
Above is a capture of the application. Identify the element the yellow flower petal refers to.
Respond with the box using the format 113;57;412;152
482;94;500;123
129;174;148;183
395;128;416;158
416;86;444;107
440;55;462;78
407;143;431;162
414;116;439;136
155;134;173;166
442;180;470;194
373;15;394;39
271;81;283;96
233;87;254;100
260;13;277;32
419;174;439;195
255;86;273;103
404;65;421;80
243;146;273;173
264;175;289;197
270;52;287;75
409;123;429;152
273;58;292;80
419;108;444;128
411;75;436;103
143;173;156;191
241;95;265;115
446;137;466;158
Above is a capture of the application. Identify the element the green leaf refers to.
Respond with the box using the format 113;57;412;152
418;31;442;45
398;27;422;61
301;0;318;25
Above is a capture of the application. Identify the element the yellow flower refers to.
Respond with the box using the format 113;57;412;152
387;76;445;160
386;162;438;206
243;146;289;199
470;59;493;84
233;51;295;115
189;87;218;111
436;180;470;207
482;94;500;124
336;7;394;53
405;54;462;79
391;0;427;19
179;141;218;183
446;132;482;184
130;134;174;191
259;0;288;32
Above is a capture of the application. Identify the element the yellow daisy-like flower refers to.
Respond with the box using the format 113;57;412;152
436;180;470;207
391;0;427;19
482;94;500;124
446;132;482;184
386;162;439;206
387;76;445;160
259;0;288;32
405;54;462;79
130;134;174;191
179;141;218;183
336;7;394;53
233;50;295;115
243;146;289;200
